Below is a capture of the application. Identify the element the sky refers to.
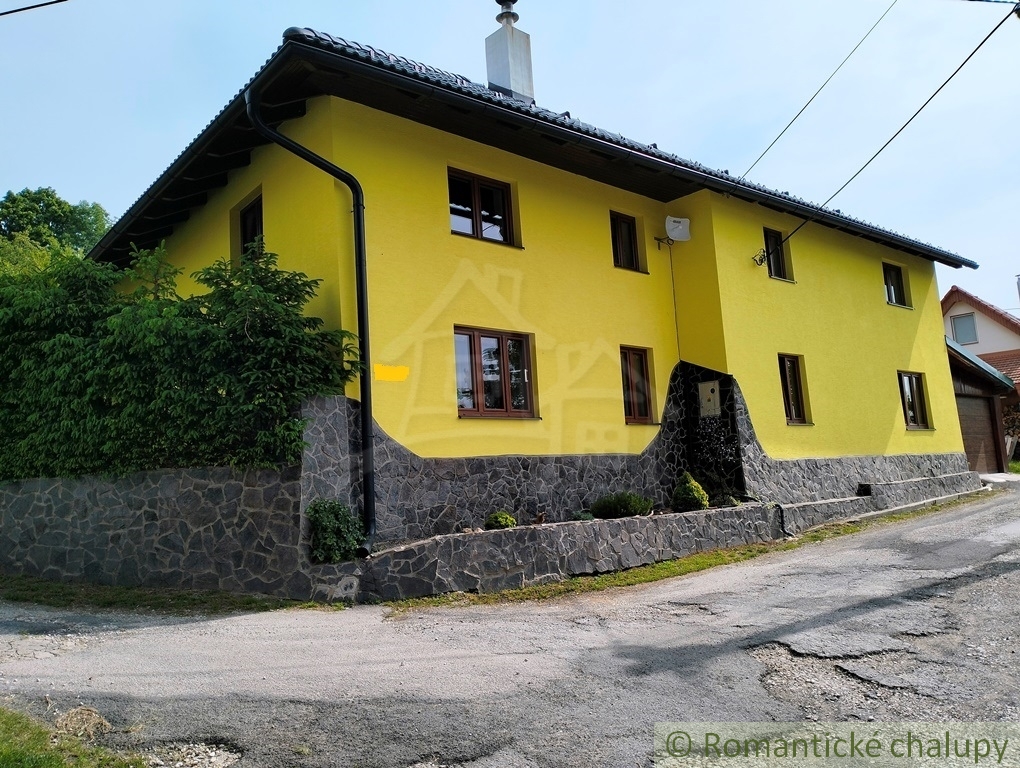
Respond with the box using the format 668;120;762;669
1;0;1018;311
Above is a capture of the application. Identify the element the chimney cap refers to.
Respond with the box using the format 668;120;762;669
495;0;520;24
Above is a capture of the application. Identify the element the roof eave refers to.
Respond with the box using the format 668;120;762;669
89;33;979;272
947;337;1016;391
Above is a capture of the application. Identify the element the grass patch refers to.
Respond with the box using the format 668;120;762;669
0;706;144;768
1009;459;1020;474
388;493;991;614
0;574;307;615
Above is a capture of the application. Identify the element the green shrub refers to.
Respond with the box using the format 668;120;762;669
307;499;365;563
572;511;595;521
0;242;358;482
671;472;710;512
588;491;654;519
484;511;517;530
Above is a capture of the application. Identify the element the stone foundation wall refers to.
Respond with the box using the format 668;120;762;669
0;467;311;599
733;383;980;504
301;396;682;545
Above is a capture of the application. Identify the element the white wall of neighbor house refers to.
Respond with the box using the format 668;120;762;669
943;301;1020;355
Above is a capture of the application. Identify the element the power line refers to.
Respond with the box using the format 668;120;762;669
0;0;67;18
740;0;900;181
778;3;1017;248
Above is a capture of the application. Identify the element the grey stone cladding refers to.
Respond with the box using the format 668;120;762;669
733;381;981;505
0;467;309;598
302;397;675;545
0;360;985;602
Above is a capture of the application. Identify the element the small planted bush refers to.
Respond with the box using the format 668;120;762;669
572;511;595;522
484;511;517;530
588;491;654;520
671;472;710;512
307;499;365;563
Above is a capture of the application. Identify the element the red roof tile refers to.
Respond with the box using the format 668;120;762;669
977;350;1020;387
941;285;1020;338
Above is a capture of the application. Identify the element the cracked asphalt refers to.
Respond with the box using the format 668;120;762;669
2;489;1019;767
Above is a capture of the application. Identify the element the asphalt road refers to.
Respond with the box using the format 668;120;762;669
2;489;1019;767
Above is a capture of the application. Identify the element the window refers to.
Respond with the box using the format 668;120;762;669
883;263;909;307
610;212;640;271
764;228;790;280
239;196;263;256
951;313;978;345
898;371;929;429
620;347;653;424
778;354;807;424
454;326;533;417
448;170;513;244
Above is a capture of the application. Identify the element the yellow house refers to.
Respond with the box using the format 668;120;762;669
89;19;980;548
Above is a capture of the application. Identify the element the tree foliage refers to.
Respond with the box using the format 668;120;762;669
0;187;111;254
0;242;358;482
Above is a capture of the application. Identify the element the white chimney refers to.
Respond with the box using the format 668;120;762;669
486;0;535;104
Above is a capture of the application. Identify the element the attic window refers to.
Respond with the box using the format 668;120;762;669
950;313;978;345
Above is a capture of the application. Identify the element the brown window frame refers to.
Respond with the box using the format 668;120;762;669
898;371;929;429
454;326;534;418
620;346;653;424
778;354;808;424
610;212;640;271
883;263;909;307
239;196;264;257
448;169;515;245
764;228;790;280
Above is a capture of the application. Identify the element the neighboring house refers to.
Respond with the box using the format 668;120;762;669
941;284;1020;471
88;16;981;548
946;338;1014;473
942;284;1020;395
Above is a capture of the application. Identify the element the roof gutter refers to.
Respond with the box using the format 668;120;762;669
244;84;377;557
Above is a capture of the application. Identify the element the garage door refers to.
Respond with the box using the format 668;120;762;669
956;395;997;473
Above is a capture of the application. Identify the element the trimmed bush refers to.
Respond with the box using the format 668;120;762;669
572;511;595;522
671;472;710;512
588;491;654;519
484;511;517;530
307;499;364;563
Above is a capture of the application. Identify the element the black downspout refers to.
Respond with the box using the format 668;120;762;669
244;86;377;556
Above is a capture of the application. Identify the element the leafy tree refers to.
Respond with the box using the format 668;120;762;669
0;187;111;254
0;233;63;278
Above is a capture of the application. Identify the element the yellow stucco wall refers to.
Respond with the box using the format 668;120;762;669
157;95;963;462
161;95;679;458
704;192;963;459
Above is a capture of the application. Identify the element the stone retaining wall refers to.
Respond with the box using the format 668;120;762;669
314;503;784;602
0;467;311;599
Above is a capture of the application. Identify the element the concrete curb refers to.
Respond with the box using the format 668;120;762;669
843;484;997;526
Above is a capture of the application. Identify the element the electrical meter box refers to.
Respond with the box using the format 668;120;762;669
699;380;721;418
